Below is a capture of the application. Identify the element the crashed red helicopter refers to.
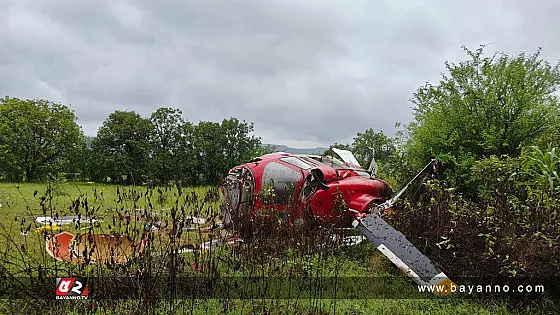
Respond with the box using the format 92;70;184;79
220;147;454;294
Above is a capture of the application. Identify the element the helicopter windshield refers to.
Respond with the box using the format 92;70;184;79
330;148;362;169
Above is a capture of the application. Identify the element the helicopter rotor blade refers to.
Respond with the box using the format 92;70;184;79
353;214;455;296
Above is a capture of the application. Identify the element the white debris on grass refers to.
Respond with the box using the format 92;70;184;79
36;216;98;225
175;237;243;254
187;216;207;224
343;235;366;246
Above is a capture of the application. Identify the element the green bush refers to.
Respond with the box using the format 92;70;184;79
521;145;560;193
388;160;560;279
404;46;560;195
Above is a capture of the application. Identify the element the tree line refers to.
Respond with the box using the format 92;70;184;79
0;99;272;185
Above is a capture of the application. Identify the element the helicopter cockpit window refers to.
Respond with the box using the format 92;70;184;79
279;157;313;170
260;162;302;206
319;155;370;177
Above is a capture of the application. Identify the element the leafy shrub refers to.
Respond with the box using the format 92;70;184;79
521;145;560;193
404;46;560;196
388;165;560;280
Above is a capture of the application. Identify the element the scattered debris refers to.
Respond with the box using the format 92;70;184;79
46;231;147;264
149;217;210;231
341;235;365;246
36;216;98;225
187;216;207;225
176;236;243;254
46;232;75;262
35;225;61;233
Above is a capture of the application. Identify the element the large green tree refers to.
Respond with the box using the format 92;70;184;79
90;110;153;185
149;107;185;185
220;118;261;169
174;121;199;185
192;121;223;185
189;118;263;185
0;97;84;181
406;46;560;185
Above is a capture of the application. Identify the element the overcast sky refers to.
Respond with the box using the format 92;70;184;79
1;0;559;147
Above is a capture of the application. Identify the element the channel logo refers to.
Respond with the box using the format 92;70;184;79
55;278;89;299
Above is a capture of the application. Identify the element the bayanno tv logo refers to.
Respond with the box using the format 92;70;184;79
55;278;89;300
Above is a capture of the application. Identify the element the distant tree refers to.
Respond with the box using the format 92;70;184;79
351;129;396;167
175;121;200;185
186;118;264;185
149;107;185;185
193;121;223;185
63;134;90;181
220;117;262;167
405;46;560;186
0;97;84;181
90;110;153;185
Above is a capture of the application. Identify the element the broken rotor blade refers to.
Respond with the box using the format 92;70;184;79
353;214;454;296
373;159;438;213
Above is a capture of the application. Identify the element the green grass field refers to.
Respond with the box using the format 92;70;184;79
0;182;526;314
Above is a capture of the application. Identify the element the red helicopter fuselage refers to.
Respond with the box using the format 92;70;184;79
221;152;392;225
